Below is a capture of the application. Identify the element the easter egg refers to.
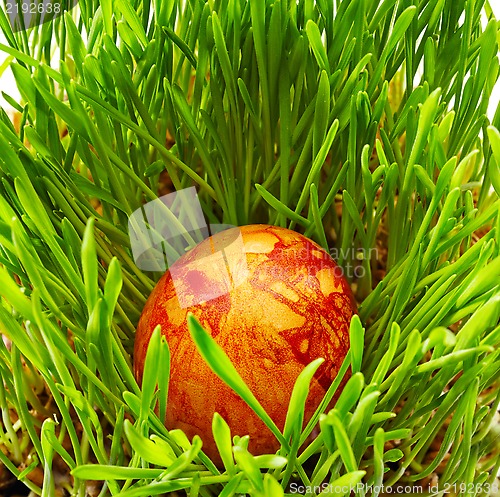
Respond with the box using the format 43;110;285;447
134;224;356;462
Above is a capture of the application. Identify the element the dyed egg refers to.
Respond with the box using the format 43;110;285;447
134;224;356;462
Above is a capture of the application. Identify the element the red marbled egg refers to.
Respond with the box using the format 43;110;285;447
134;224;356;462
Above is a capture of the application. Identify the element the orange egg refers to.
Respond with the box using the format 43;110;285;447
134;224;356;463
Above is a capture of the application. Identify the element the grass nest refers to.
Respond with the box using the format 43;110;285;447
0;0;499;495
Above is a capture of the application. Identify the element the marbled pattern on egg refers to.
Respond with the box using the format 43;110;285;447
134;224;356;464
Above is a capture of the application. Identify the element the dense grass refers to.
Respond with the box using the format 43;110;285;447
0;0;499;495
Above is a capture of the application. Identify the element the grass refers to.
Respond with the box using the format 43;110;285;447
0;0;499;495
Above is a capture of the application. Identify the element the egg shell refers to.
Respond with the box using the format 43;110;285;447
134;224;356;462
